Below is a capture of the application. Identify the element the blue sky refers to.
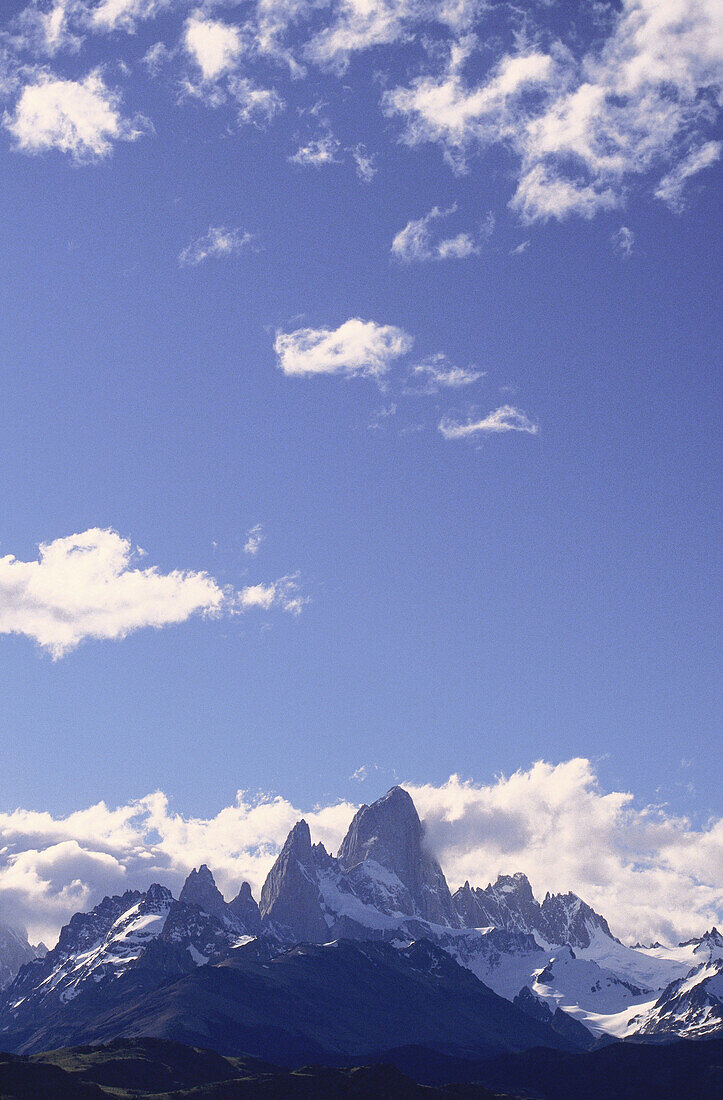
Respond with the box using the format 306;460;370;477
0;0;720;849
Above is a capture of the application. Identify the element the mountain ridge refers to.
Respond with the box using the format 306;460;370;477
0;785;720;1053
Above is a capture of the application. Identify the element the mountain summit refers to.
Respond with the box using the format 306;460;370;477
338;786;460;927
1;784;719;1053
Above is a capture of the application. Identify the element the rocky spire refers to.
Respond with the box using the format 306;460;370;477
179;865;228;921
228;882;262;935
337;786;460;927
259;821;329;943
456;873;543;934
540;892;617;947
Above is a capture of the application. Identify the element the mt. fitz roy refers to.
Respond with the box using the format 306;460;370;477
0;786;720;1062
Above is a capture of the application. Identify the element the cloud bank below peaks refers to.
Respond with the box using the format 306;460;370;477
0;758;719;948
0;527;304;657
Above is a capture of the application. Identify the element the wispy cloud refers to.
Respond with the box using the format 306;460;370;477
274;318;413;379
289;130;340;167
90;0;170;33
439;404;538;439
392;204;493;262
5;71;150;163
350;142;377;182
243;524;265;555
654;141;722;212
611;225;634;258
178;225;254;266
238;575;307;615
410;353;484;393
0;528;303;658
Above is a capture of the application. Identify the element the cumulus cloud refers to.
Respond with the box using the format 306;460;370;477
439;404;538;439
409;352;484;392
178;225;254;266
392;204;493;262
0;790;356;945
0;528;303;658
274;318;413;379
407;761;723;947
0;759;719;947
654;140;722;212
4;70;150;163
385;0;723;221
184;13;245;82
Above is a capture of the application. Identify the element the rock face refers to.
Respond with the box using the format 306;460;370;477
454;874;540;935
631;957;723;1040
259;821;330;943
0;937;576;1060
0;924;45;991
228;882;262;935
0;785;719;1051
338;786;460;927
513;984;595;1048
179;866;229;922
453;873;615;948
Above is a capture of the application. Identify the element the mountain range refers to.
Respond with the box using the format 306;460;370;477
0;785;720;1070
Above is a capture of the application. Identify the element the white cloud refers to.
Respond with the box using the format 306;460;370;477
407;761;723;948
274;318;413;379
392;203;493;262
439;404;538;438
0;759;719;947
90;0;169;33
4;71;150;163
654;140;722;211
410;352;484;392
178;225;254;266
385;0;723;222
243;524;265;555
289;130;340;167
612;225;635;257
384;45;557;172
350;142;376;182
184;13;244;82
0;528;303;658
510;164;618;224
239;575;306;614
305;0;414;72
15;0;83;56
229;77;283;126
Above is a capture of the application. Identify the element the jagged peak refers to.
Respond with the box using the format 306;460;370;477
679;927;723;948
179;865;228;920
493;872;534;897
232;881;255;902
143;883;174;907
455;880;474;897
284;819;313;857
